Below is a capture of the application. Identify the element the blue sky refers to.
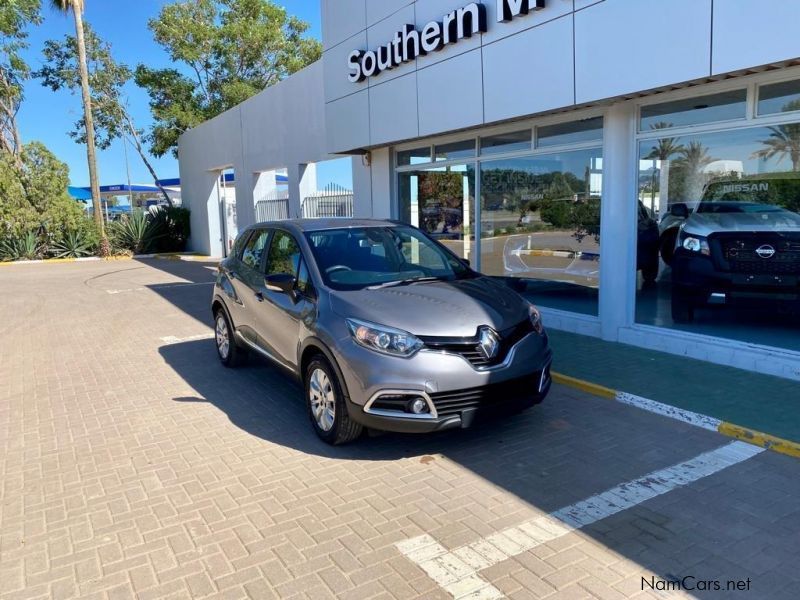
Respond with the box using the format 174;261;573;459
18;1;351;189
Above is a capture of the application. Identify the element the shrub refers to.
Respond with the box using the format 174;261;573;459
50;230;97;258
0;231;45;261
149;206;190;252
109;210;161;254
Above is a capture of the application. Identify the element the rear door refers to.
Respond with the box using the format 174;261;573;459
253;229;316;369
229;228;271;344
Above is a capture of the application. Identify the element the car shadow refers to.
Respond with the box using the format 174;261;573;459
136;257;220;326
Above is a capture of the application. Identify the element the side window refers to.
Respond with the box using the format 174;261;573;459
241;229;270;270
266;230;301;277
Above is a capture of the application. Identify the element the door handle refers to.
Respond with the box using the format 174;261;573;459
255;292;265;302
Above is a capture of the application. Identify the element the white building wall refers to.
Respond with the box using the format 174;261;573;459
322;0;800;153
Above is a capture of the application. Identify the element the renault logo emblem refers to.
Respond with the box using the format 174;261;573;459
478;327;500;360
756;245;776;259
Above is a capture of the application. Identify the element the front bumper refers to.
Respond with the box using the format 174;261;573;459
672;251;800;307
334;330;553;433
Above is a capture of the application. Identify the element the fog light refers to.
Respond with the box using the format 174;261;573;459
410;398;429;414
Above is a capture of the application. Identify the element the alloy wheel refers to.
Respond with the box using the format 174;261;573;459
215;315;230;360
309;368;335;432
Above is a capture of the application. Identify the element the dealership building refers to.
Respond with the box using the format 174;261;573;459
179;0;800;381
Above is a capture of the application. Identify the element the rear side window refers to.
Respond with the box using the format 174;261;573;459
241;229;270;270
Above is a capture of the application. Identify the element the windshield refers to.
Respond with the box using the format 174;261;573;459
304;226;473;291
697;179;800;214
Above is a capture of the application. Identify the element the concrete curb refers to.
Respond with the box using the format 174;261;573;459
552;372;800;460
0;254;217;266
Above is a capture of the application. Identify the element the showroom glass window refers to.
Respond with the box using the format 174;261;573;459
397;163;476;262
396;117;603;316
635;83;800;352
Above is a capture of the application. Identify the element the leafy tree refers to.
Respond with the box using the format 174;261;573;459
0;0;41;161
37;23;174;205
0;141;98;244
48;0;105;244
135;0;322;158
752;100;800;171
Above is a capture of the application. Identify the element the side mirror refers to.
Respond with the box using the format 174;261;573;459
265;273;296;295
461;258;471;267
670;203;689;219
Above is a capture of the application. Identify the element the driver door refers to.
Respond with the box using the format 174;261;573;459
253;229;315;370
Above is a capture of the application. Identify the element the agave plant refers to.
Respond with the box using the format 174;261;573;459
0;231;45;261
109;210;162;254
51;230;96;258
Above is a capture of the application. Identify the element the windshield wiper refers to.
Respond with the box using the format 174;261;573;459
367;276;441;290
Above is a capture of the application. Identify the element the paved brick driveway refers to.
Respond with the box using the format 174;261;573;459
1;259;798;599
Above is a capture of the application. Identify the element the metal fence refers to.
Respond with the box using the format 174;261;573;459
255;191;290;222
302;184;354;218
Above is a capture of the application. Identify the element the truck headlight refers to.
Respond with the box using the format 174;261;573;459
679;231;710;256
528;304;544;335
346;318;423;357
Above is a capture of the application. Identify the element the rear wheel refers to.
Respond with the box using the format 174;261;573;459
214;309;247;367
305;355;363;445
641;259;660;284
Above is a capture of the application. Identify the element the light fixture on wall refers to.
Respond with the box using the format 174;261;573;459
361;151;372;168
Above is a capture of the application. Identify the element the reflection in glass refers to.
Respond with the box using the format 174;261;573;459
480;149;603;315
398;164;476;262
397;147;431;166
636;123;800;352
435;140;476;161
537;117;603;148
480;130;531;155
640;90;747;131
758;79;800;116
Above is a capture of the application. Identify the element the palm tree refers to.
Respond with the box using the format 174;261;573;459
50;0;106;249
674;141;715;201
645;122;684;214
752;101;800;171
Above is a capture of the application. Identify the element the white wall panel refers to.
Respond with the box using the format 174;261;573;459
322;0;366;50
366;4;418;86
325;90;371;153
413;0;484;68
481;0;573;46
324;31;368;103
418;49;484;136
575;0;712;104
483;15;574;123
366;0;413;27
369;73;419;146
712;0;800;74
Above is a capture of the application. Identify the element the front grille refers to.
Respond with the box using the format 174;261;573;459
419;319;535;368
431;372;546;417
713;233;800;275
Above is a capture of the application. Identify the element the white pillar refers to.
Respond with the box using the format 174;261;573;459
352;156;373;218
287;163;317;219
233;163;255;231
598;102;638;341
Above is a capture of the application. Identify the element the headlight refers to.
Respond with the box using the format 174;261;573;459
346;318;423;357
528;304;544;335
679;230;710;255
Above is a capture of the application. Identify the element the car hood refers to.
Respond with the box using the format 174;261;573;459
329;277;530;337
684;210;800;236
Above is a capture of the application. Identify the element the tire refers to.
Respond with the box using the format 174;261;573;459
304;355;363;445
671;287;695;323
660;230;679;266
214;308;247;367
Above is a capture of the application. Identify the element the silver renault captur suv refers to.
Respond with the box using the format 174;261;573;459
211;219;552;445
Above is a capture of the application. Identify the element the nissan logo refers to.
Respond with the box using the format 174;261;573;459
756;244;776;259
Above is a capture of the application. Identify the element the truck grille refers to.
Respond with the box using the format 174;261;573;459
430;371;547;417
714;233;800;275
419;319;535;368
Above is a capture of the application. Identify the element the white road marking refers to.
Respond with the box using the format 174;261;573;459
615;391;722;432
396;441;763;599
159;333;215;345
106;281;214;294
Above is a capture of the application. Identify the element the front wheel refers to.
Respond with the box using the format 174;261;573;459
305;355;363;445
214;309;247;367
